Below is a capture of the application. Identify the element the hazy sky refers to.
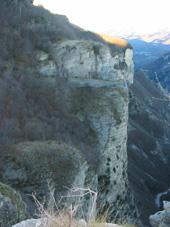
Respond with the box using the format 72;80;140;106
34;0;170;35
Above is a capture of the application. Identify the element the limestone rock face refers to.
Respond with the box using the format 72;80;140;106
0;39;137;223
51;40;133;84
0;2;138;224
149;201;170;227
48;40;137;222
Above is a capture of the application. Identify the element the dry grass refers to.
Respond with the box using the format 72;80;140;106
32;187;98;227
33;215;120;227
33;204;123;227
32;188;135;227
40;213;80;227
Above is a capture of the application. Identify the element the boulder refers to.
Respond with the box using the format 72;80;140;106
163;201;170;211
12;218;123;227
149;201;170;227
12;218;44;227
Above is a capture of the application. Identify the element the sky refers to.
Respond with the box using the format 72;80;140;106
34;0;170;35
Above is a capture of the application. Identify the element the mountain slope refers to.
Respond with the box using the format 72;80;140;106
143;52;170;92
129;39;170;68
128;71;170;224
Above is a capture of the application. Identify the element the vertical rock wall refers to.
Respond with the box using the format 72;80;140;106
0;39;138;224
50;40;138;223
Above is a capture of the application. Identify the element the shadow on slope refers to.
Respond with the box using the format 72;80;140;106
128;71;170;225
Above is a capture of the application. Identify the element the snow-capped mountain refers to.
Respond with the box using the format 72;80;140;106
114;30;170;68
126;30;170;45
106;29;170;44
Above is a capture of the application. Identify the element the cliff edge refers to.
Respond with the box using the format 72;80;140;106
0;1;138;226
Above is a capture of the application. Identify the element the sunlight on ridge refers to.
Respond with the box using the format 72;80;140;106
99;34;129;48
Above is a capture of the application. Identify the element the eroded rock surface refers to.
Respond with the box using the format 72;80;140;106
50;40;137;222
149;201;170;227
0;39;137;224
0;1;138;225
34;40;137;223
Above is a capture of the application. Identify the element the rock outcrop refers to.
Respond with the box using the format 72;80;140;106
149;201;170;227
0;39;137;224
0;1;138;225
48;40;137;222
12;219;43;227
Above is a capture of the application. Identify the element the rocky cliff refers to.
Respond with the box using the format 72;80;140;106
0;1;138;226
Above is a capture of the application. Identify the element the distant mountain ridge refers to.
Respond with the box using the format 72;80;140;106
127;31;170;68
125;30;170;45
104;30;170;68
106;30;170;44
123;31;170;92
